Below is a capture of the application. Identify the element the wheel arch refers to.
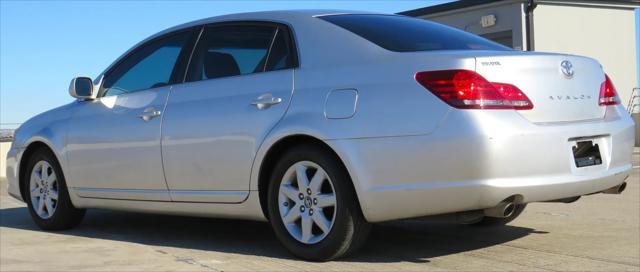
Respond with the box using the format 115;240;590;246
18;140;62;201
256;134;362;221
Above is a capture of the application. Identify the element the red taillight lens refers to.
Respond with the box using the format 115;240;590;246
599;74;619;106
415;70;533;110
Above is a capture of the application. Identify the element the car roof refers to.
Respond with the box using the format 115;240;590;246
153;10;371;42
97;10;377;78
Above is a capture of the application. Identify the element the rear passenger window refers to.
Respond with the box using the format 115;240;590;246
265;28;295;71
186;25;276;82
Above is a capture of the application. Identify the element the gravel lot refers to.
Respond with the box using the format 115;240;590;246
1;150;638;271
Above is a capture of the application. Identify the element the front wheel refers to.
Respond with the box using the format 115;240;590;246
267;145;371;261
25;149;86;230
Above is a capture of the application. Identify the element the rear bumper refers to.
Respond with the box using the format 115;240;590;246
327;105;635;222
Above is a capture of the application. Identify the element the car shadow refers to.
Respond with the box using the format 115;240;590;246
0;206;544;263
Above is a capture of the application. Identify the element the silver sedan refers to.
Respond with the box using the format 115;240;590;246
5;10;635;261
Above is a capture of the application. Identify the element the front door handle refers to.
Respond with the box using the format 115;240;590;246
139;107;161;121
251;93;282;110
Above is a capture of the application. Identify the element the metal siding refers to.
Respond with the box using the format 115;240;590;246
636;8;639;89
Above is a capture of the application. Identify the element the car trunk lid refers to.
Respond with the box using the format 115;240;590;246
474;52;606;123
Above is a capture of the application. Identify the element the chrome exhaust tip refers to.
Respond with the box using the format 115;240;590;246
601;182;627;194
484;201;516;218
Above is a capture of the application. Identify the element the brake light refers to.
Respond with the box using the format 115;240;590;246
599;74;619;106
415;70;533;110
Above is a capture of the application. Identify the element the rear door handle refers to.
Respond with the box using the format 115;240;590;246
251;93;282;110
139;107;161;121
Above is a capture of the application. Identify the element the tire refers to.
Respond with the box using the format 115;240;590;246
267;144;371;261
470;204;527;226
24;149;86;230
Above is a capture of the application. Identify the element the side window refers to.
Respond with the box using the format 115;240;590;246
265;27;295;71
102;31;191;96
186;25;276;82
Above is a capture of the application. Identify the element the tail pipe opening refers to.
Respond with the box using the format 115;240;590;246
483;200;516;218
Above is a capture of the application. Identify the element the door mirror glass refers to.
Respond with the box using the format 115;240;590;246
69;77;95;99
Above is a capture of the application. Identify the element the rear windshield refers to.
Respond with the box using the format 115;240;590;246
320;14;510;52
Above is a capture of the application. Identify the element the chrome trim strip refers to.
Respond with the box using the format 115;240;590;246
74;187;249;203
74;187;171;201
170;190;249;203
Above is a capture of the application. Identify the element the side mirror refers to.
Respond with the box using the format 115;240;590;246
69;77;95;99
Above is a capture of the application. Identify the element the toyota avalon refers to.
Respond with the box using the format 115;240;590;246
5;10;634;261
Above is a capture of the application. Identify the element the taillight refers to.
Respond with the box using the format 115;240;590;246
599;74;619;106
415;70;533;110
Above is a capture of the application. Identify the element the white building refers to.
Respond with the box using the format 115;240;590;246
401;0;640;145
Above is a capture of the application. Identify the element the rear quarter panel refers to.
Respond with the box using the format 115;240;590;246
286;54;467;140
250;54;476;194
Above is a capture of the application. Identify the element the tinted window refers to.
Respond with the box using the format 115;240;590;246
103;32;191;96
186;25;276;82
265;28;295;71
320;15;509;52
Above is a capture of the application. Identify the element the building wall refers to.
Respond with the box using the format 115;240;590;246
637;8;640;90
533;4;639;108
421;1;528;50
0;142;10;178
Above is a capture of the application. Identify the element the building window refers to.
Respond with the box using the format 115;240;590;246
480;30;514;49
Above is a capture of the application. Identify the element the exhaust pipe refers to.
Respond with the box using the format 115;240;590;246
601;182;627;194
544;196;581;203
484;200;516;218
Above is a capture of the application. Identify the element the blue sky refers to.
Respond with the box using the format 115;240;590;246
0;0;449;127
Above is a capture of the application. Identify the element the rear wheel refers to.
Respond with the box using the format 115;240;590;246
25;149;85;230
267;144;371;261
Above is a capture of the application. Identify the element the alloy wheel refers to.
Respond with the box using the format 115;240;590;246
29;161;59;219
278;161;337;244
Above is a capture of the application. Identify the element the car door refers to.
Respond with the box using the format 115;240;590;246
66;29;197;201
161;23;297;202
